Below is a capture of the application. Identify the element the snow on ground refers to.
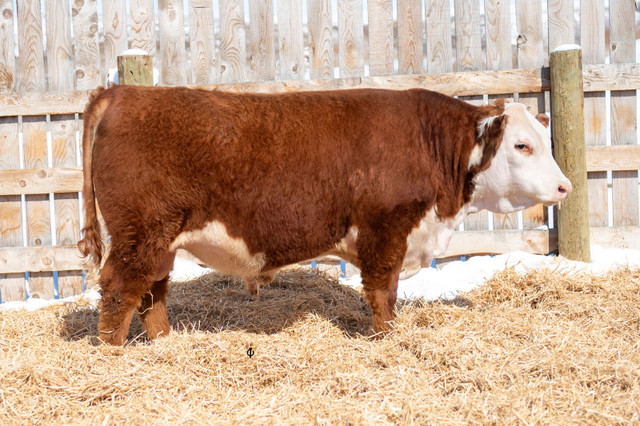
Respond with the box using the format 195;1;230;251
1;245;639;312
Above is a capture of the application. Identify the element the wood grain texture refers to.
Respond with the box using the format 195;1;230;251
484;0;512;70
102;0;127;72
219;0;247;82
0;116;24;301
426;0;452;73
0;167;82;196
589;226;640;250
0;0;15;90
0;245;85;274
307;0;334;79
337;0;363;78
159;0;186;85
189;0;216;84
444;229;557;257
609;0;638;226
367;0;393;76
515;0;545;230
581;0;607;227
130;0;156;59
72;0;101;89
586;146;640;172
0;0;22;301
397;0;423;74
548;0;575;52
45;0;73;91
277;0;304;80
17;0;54;299
453;0;481;72
249;0;275;81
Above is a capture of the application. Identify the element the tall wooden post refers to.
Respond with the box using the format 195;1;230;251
550;45;590;262
117;54;153;86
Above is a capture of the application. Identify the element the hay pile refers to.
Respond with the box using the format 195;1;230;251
1;267;639;424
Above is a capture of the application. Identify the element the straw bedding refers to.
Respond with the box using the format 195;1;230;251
1;266;639;424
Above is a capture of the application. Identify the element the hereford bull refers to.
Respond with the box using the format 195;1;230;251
79;85;507;345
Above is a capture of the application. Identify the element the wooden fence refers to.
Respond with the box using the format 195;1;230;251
0;0;639;302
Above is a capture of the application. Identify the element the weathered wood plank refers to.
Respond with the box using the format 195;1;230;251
17;0;54;300
586;145;640;172
102;0;127;72
189;0;216;84
484;0;512;71
308;0;334;79
130;0;156;59
426;0;452;73
582;0;608;227
367;0;393;76
454;0;482;72
277;0;304;80
589;226;640;251
0;0;15;90
0;1;22;302
2;65;640;117
444;229;557;257
337;0;363;78
548;0;575;52
515;0;545;230
219;0;247;82
397;0;423;74
72;0;101;89
159;0;186;85
248;0;275;81
46;0;82;297
0;245;85;274
609;0;638;226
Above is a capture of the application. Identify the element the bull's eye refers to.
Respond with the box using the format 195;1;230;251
515;141;532;155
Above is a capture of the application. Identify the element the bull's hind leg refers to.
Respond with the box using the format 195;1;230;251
98;256;149;346
138;278;171;340
356;226;409;334
244;272;276;300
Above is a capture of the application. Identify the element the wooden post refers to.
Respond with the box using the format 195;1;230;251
117;54;153;86
550;45;590;262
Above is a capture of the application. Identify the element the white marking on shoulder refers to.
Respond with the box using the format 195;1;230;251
169;221;266;277
468;143;483;169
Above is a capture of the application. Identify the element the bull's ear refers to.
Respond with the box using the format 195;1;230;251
479;114;507;170
535;113;550;128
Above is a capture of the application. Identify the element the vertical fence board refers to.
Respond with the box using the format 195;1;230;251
130;0;156;59
454;0;481;72
426;0;452;73
18;0;54;299
72;0;101;89
338;0;363;78
102;0;127;72
0;0;23;301
367;0;393;76
308;0;334;79
189;0;216;84
609;0;638;226
397;0;423;74
249;0;275;81
515;0;545;230
548;0;575;53
46;0;82;297
159;0;186;85
581;0;607;227
456;0;486;231
485;0;515;230
0;0;15;90
219;0;247;82
277;0;304;80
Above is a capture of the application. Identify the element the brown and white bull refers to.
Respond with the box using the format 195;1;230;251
80;85;535;345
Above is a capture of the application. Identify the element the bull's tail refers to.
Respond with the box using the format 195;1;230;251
78;87;110;265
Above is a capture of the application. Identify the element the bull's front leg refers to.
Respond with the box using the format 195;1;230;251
356;226;409;334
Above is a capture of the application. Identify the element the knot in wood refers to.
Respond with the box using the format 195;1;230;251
37;169;47;178
517;35;527;46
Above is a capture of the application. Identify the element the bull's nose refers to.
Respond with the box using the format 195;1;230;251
558;180;572;199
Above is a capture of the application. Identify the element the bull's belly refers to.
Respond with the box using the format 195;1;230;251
169;221;266;277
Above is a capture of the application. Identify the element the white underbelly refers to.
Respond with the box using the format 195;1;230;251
169;221;266;277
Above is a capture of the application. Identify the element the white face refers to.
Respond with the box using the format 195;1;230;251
473;103;572;214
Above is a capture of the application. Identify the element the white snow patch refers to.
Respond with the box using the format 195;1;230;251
169;256;213;282
552;44;582;53
0;289;101;312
